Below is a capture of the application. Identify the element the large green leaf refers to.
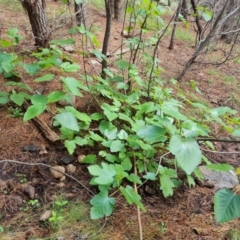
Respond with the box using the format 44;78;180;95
55;112;79;131
214;189;240;223
137;125;167;144
169;135;201;175
23;104;46;121
90;191;115;219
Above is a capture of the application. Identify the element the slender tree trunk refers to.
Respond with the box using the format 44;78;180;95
190;0;203;42
74;1;85;26
101;0;112;79
176;0;230;81
181;0;188;20
168;0;183;50
20;0;49;48
113;0;121;20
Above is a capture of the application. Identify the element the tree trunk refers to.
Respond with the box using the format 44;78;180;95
169;0;183;50
101;0;112;79
113;0;121;20
74;1;85;26
181;0;188;20
20;0;49;48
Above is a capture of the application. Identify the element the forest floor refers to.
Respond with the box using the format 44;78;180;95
0;0;240;239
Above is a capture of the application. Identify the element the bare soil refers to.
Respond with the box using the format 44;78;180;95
0;1;240;239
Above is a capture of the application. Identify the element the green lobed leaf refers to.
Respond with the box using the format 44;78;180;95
90;191;115;219
127;174;142;184
214;189;240;223
88;163;116;185
143;172;157;181
55;112;79;131
169;135;201;175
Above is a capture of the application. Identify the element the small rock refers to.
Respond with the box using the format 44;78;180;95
78;154;86;163
23;184;35;199
50;166;65;179
59;176;66;181
56;237;66;240
199;166;239;190
88;59;101;66
60;155;75;165
66;164;76;173
56;182;65;187
63;45;74;53
144;185;156;195
23;144;41;152
40;210;52;221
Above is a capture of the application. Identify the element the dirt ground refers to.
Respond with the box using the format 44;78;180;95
0;0;240;239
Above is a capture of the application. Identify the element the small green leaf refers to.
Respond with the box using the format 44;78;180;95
61;62;80;72
64;140;76;155
0;92;9;104
119;185;145;211
74;136;89;146
10;93;24;106
91;113;104;120
23;104;46;121
115;59;129;70
62;77;82;96
31;94;48;105
23;63;40;75
110;140;125;152
118;129;128;140
34;74;55;82
127;174;142;184
47;91;66;103
143;172;156;181
82;155;97;164
232;128;240;137
55;112;79;131
50;38;75;46
206;164;234;172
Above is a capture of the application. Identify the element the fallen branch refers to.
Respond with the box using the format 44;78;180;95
0;159;94;196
